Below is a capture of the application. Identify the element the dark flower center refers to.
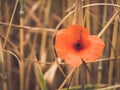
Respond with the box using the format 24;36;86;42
74;42;84;51
76;43;81;49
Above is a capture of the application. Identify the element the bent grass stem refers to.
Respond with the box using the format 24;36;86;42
58;67;77;90
97;10;120;37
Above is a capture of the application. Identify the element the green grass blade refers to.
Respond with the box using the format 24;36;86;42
37;67;48;90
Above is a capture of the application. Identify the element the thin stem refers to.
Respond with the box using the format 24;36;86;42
97;10;119;37
97;0;108;85
85;0;91;84
95;84;120;90
74;0;80;25
0;22;54;33
3;0;19;48
58;67;77;90
108;2;119;85
83;3;120;8
81;60;86;90
19;0;24;58
19;0;24;90
85;0;90;30
20;60;24;90
67;73;74;90
20;18;24;58
79;0;83;25
21;56;120;65
0;39;6;90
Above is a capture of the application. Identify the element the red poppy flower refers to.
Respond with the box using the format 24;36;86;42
55;25;105;67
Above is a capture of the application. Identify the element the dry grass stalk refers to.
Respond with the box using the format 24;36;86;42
108;0;120;85
3;0;19;48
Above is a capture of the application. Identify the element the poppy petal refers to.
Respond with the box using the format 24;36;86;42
65;53;82;67
67;25;90;40
55;29;69;59
81;36;105;62
55;25;89;60
55;28;79;59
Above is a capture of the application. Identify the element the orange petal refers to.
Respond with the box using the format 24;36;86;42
81;36;105;62
55;29;69;59
55;25;89;60
67;25;90;40
65;53;82;67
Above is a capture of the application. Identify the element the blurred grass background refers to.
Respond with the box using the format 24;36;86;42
0;0;120;90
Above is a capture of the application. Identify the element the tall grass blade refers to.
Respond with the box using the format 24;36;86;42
37;66;48;90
